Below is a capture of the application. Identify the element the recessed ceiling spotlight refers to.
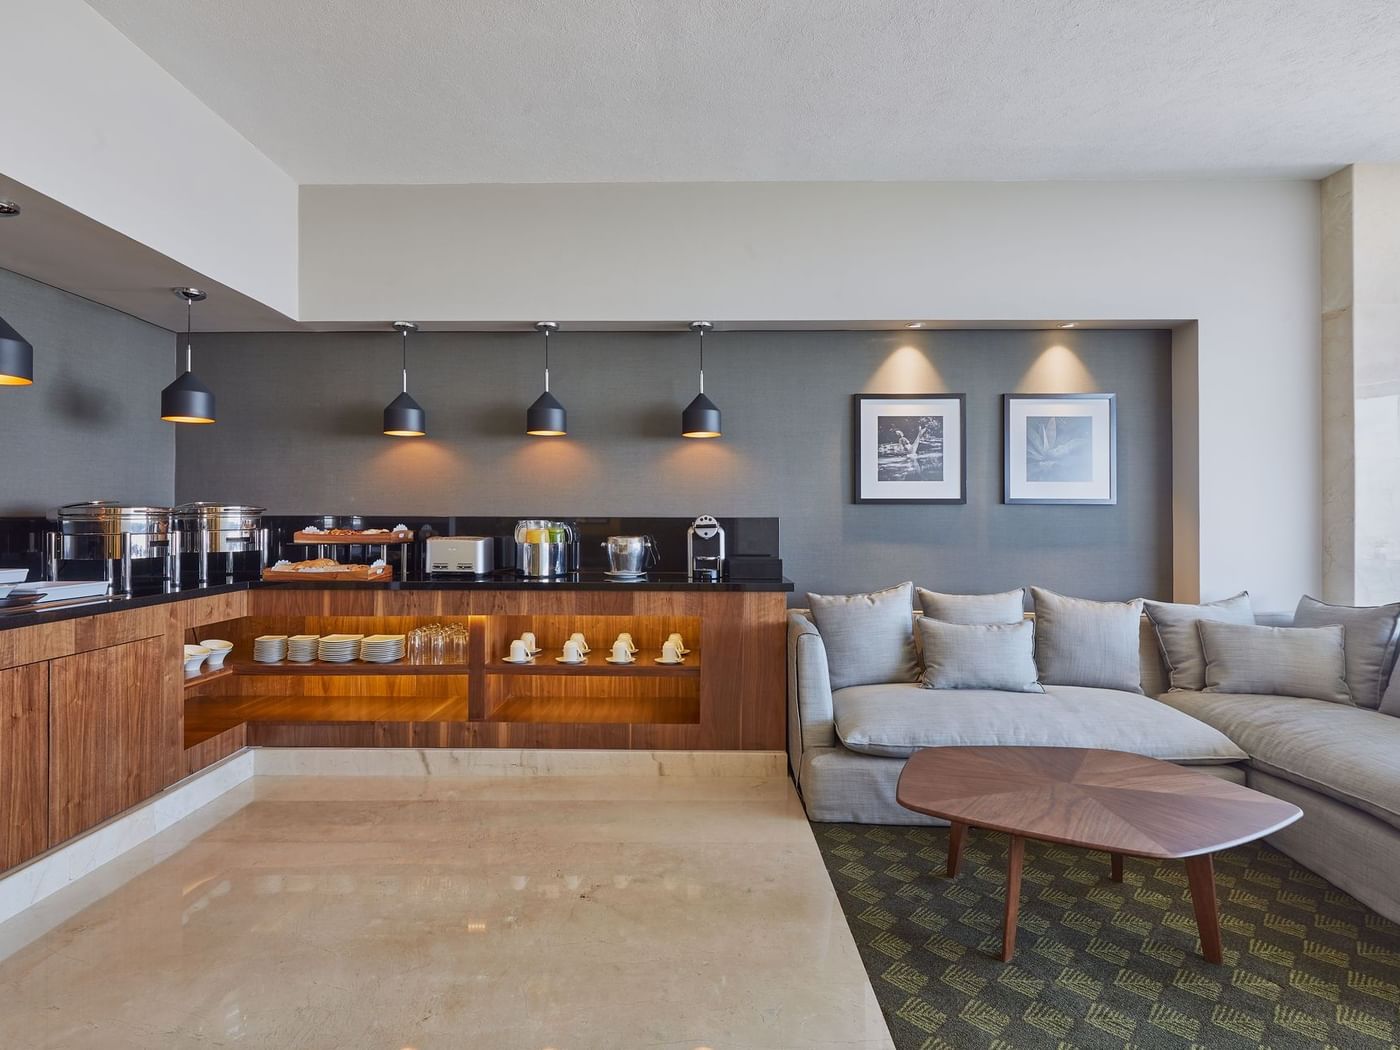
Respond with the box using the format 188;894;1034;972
1057;322;1077;329
0;200;20;217
905;322;924;329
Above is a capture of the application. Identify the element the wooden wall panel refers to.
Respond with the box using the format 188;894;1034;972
49;636;177;844
1;662;49;871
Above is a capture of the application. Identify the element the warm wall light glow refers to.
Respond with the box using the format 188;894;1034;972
868;343;946;392
161;413;214;424
1019;341;1097;390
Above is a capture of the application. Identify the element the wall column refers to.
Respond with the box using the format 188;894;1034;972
1322;165;1400;604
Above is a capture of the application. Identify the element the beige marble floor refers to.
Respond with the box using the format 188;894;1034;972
0;773;893;1050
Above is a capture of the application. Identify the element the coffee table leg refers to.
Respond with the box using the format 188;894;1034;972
1184;854;1223;964
947;821;967;877
1001;835;1024;962
1110;853;1124;883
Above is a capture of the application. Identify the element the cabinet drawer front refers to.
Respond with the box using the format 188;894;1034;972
49;636;176;844
1;662;49;872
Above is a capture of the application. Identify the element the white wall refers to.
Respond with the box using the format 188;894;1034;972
0;0;298;316
299;181;1322;609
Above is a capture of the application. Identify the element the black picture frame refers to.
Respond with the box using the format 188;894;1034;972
853;393;967;504
1003;392;1117;505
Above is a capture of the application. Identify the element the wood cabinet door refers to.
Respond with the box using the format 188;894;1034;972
0;662;49;871
49;636;178;844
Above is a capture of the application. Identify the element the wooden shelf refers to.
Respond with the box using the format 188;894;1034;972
487;694;700;725
227;657;469;676
484;658;699;678
182;665;235;690
185;693;468;742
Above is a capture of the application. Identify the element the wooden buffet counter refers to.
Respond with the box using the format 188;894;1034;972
0;579;790;876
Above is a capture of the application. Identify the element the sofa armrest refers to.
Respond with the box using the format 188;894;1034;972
788;611;838;782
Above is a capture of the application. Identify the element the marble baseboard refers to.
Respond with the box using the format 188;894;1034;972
254;747;788;779
0;751;255;929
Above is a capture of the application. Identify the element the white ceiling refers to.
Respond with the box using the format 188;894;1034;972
84;0;1400;184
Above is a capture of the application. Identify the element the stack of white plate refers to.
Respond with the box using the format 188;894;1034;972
287;634;320;662
359;634;407;663
253;635;288;663
318;634;364;663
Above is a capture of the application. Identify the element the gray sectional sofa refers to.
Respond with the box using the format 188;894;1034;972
788;595;1400;924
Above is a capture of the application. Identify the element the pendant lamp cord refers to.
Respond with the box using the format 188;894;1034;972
697;325;705;395
184;296;193;374
401;326;409;393
543;325;551;393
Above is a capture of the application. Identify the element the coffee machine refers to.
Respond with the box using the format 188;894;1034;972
686;515;726;581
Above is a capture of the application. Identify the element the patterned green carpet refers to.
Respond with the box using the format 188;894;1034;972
813;823;1400;1050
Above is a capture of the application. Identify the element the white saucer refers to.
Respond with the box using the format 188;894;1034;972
556;657;586;664
501;656;535;664
605;656;635;664
654;658;684;665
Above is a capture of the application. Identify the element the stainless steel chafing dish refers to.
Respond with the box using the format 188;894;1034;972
47;501;175;593
172;502;267;584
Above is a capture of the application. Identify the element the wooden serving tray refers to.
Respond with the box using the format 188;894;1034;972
262;565;395;583
292;531;414;544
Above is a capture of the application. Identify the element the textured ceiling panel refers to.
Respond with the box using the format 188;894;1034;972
83;0;1400;183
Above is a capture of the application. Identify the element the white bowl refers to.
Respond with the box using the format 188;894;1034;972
200;639;233;667
183;648;211;676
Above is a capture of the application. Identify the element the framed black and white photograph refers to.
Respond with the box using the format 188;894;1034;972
854;394;966;504
1003;393;1117;505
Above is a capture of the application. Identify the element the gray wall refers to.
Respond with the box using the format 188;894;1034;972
177;329;1172;600
0;269;175;514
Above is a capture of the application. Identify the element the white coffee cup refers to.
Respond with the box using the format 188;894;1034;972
562;640;584;663
610;640;633;662
618;632;637;653
667;632;687;653
520;631;537;652
660;640;683;663
508;639;530;662
569;631;589;653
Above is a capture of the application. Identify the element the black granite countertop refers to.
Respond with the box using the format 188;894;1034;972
0;573;794;631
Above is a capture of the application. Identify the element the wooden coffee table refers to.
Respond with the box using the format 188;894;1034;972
896;747;1302;964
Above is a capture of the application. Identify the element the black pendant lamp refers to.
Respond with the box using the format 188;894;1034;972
0;200;32;386
0;313;33;386
681;321;721;438
526;321;567;436
161;288;215;424
383;321;426;437
0;199;29;386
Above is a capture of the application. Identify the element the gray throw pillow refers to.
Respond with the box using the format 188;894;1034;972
807;582;918;691
1199;620;1351;704
1294;595;1400;709
1143;592;1254;691
916;587;1025;625
1030;587;1143;693
917;618;1043;692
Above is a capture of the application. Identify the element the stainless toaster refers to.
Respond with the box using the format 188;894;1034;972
425;536;494;575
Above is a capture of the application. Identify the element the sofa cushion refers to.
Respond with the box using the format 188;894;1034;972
808;581;919;691
1030;588;1143;692
1294;594;1400;709
916;618;1042;692
917;587;1025;624
1157;690;1400;831
832;683;1245;763
1143;592;1254;691
1199;620;1351;705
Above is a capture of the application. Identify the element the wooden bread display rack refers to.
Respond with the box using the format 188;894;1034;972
292;529;414;545
262;560;395;583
